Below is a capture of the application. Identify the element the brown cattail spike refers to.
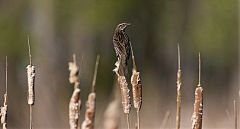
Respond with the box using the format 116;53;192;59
68;54;81;129
81;55;100;129
103;98;120;129
69;88;81;129
26;36;36;129
27;65;36;105
1;57;8;129
176;44;182;129
192;53;203;129
130;42;142;129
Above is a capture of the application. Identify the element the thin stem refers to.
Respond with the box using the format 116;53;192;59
27;35;32;66
5;56;7;95
130;42;137;71
30;105;33;129
137;110;140;129
177;43;181;70
198;52;201;87
126;114;130;129
91;55;100;93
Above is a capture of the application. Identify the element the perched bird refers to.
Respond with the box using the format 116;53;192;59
113;23;131;76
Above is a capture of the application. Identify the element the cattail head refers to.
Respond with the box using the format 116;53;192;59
131;69;142;110
27;65;36;105
118;75;131;114
192;86;203;129
69;88;81;129
103;98;120;129
81;93;96;129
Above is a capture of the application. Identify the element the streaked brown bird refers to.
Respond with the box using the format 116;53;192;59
113;23;131;76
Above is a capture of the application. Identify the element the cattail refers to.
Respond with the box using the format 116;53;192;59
234;100;238;129
27;65;36;105
68;54;81;129
81;55;100;129
130;42;142;129
103;98;120;129
69;88;81;129
176;44;182;129
26;36;35;129
26;37;36;105
191;53;203;129
1;57;8;129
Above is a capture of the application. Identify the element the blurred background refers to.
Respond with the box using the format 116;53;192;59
0;0;238;129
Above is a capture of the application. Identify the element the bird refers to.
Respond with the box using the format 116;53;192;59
113;23;131;76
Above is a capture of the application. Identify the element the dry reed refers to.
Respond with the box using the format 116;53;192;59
26;37;35;129
81;55;100;129
130;42;142;129
191;53;203;129
68;54;81;129
176;44;182;129
1;57;8;129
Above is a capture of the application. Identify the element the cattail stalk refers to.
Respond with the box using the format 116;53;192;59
1;57;8;129
81;55;100;129
68;54;81;129
176;44;182;129
191;53;203;129
26;37;36;129
130;42;142;129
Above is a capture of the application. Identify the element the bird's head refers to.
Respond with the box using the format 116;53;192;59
117;23;131;31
